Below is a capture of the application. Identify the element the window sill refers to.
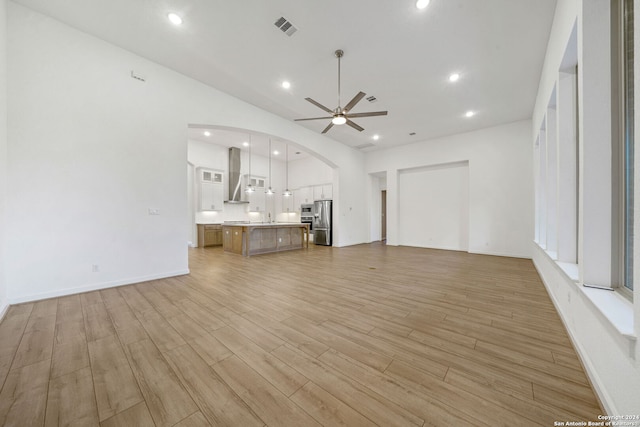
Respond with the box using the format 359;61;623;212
536;243;636;342
556;261;579;281
580;285;635;340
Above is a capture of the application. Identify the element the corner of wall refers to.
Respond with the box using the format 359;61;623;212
0;0;9;320
0;298;8;322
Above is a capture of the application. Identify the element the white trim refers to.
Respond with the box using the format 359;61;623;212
580;286;635;339
7;269;190;304
556;261;579;281
536;244;635;340
467;249;532;259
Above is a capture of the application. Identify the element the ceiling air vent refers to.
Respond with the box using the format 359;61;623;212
354;143;375;150
366;95;377;103
274;16;298;37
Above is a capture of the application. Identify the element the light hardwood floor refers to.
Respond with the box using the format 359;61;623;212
0;243;603;426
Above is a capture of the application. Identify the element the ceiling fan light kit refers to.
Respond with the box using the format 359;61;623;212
294;49;388;134
332;115;347;125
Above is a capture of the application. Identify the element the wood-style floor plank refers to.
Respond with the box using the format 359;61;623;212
99;402;155;427
88;335;144;422
0;313;31;388
290;381;377;427
272;344;423;427
173;411;212;427
320;349;498;427
212;355;319;427
10;321;55;370
127;339;198;427
0;243;604;426
0;359;50;426
212;325;308;397
164;344;263;427
44;366;99;426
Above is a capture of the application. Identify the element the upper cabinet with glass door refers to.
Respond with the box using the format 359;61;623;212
198;168;224;211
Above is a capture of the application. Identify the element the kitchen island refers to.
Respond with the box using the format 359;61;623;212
222;223;310;256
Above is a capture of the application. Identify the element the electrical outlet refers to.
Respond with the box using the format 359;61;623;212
92;264;99;273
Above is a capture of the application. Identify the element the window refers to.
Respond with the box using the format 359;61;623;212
615;0;634;294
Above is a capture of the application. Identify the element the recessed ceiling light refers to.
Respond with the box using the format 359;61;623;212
372;134;380;140
465;111;475;118
281;81;291;89
273;150;279;155
242;141;249;147
203;131;211;137
416;0;430;10
167;13;183;25
449;73;460;82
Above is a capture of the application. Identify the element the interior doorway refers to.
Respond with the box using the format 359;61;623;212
381;190;387;241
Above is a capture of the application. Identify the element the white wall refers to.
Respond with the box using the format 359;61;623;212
531;0;640;415
6;3;368;303
0;0;8;318
366;120;533;258
288;155;333;188
398;162;469;251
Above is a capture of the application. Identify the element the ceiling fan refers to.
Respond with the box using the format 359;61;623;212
295;49;388;134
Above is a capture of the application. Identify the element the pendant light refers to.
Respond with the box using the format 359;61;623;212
245;135;254;193
266;139;275;195
283;144;292;197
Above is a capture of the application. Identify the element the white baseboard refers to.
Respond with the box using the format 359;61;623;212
8;269;190;305
468;249;532;259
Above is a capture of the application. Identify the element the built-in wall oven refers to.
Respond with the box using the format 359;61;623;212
300;203;314;233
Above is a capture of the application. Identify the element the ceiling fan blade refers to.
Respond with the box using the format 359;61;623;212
305;98;334;114
343;91;366;112
347;111;388;118
321;122;335;134
294;116;334;121
346;119;364;132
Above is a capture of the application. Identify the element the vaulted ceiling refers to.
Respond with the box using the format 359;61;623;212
13;0;557;152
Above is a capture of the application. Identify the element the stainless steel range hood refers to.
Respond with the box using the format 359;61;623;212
226;147;248;203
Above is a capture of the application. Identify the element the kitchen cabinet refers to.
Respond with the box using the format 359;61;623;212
313;184;333;200
223;223;309;256
292;184;332;211
223;226;244;254
197;224;222;247
246;175;266;212
296;186;313;205
248;189;266;212
282;193;294;213
198;168;224;211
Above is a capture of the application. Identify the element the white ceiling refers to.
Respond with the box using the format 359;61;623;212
13;0;557;152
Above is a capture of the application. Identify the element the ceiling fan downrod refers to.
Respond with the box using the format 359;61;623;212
335;49;344;111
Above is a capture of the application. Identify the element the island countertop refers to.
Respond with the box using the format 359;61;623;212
222;223;310;256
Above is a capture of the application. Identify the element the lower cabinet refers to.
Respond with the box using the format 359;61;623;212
223;226;244;254
197;224;222;247
222;224;308;256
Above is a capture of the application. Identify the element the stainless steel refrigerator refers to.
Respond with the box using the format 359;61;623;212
313;200;332;246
